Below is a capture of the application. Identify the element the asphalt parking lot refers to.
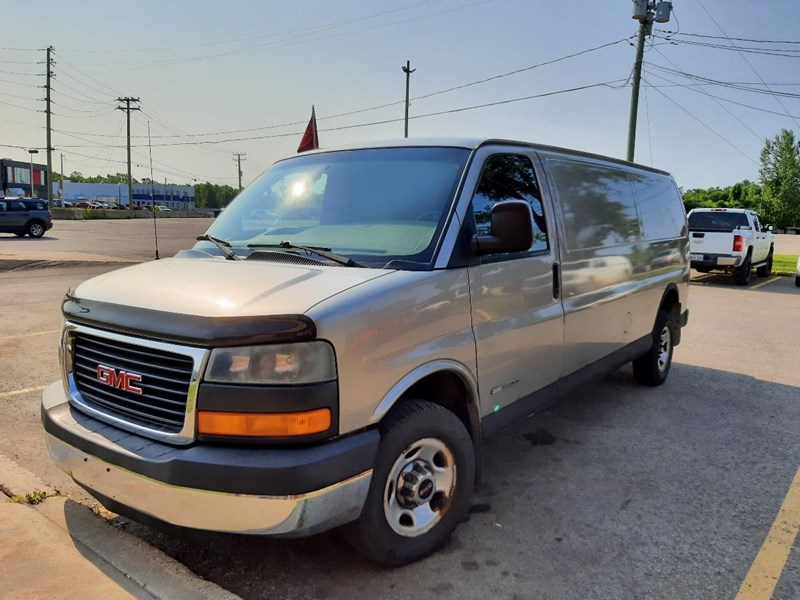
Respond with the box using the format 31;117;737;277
1;221;799;599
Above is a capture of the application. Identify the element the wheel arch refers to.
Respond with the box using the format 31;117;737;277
371;360;483;483
656;283;684;345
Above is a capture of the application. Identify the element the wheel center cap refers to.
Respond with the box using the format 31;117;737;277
396;461;436;507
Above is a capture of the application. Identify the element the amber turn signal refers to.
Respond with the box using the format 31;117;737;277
197;409;331;437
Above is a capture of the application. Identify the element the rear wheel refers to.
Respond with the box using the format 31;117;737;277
343;399;475;566
26;220;45;238
632;310;673;387
795;275;800;288
734;253;751;286
756;251;773;277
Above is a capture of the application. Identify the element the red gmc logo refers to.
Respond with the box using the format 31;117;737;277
96;364;143;395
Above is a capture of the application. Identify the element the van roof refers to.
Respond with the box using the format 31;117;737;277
291;137;672;177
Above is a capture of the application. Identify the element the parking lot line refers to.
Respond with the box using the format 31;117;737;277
735;467;800;600
0;385;47;399
0;329;60;342
750;277;780;290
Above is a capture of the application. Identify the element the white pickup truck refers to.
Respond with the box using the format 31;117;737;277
687;208;774;285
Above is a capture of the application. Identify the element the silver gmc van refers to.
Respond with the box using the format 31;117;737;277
42;139;689;565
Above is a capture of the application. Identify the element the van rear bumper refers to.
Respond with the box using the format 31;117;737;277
41;381;378;537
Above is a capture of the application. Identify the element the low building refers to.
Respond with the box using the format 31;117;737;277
52;181;196;210
1;158;48;199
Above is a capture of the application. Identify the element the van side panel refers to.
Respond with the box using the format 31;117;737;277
538;151;687;378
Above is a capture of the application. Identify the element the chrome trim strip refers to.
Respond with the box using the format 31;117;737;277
62;321;210;446
46;433;371;536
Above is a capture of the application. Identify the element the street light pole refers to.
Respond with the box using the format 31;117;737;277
27;149;39;198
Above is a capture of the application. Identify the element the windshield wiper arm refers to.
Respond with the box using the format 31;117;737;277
247;241;362;267
196;234;239;261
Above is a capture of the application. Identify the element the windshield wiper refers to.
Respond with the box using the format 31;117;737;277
196;234;240;261
247;241;362;267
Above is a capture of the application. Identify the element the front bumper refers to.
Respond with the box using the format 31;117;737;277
42;381;378;537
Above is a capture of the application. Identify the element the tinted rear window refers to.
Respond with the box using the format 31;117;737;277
688;211;749;231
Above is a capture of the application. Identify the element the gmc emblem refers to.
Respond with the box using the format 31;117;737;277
96;364;143;395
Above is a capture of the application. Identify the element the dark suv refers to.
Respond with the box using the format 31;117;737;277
0;199;53;238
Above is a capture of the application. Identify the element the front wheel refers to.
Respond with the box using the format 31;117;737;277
632;310;674;387
343;399;475;566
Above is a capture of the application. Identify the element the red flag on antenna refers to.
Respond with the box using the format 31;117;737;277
297;106;319;153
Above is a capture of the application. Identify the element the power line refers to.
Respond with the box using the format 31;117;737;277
645;67;764;143
0;77;43;89
55;37;629;142
661;30;800;45
654;35;800;58
648;46;764;143
51;79;626;149
647;64;800;99
87;0;495;74
61;1;445;55
694;0;800;130
642;76;758;165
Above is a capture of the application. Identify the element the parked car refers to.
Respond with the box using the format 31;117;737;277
0;198;53;237
42;138;689;566
795;256;800;288
687;208;773;285
154;205;171;212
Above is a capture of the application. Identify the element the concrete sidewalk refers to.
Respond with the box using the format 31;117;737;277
0;454;239;600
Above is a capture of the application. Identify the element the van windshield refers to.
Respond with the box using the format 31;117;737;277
201;147;470;269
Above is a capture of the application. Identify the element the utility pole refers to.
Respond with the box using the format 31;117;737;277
116;97;140;207
402;60;415;138
232;152;246;191
627;1;672;162
44;46;55;202
59;153;64;200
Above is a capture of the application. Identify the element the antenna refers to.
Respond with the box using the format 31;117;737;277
147;121;160;260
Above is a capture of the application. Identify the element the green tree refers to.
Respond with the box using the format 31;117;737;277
759;129;800;227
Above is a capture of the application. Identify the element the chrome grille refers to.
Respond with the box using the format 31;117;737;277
72;332;194;432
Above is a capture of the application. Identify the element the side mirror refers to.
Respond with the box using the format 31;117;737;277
472;200;534;256
766;224;774;232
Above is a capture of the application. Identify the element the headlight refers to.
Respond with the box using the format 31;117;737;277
205;341;336;385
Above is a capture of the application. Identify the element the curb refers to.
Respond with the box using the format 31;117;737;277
0;453;240;600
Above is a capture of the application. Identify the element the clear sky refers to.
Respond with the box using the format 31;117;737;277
1;0;798;191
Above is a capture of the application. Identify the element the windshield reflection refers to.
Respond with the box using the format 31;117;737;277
200;147;470;268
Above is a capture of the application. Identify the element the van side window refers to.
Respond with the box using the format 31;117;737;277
471;154;548;253
547;159;642;250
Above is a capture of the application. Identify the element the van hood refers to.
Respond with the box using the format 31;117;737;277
72;257;390;318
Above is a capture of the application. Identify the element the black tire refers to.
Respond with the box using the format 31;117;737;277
342;399;475;566
26;220;45;238
632;310;674;387
795;275;800;288
733;253;751;286
756;250;773;277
